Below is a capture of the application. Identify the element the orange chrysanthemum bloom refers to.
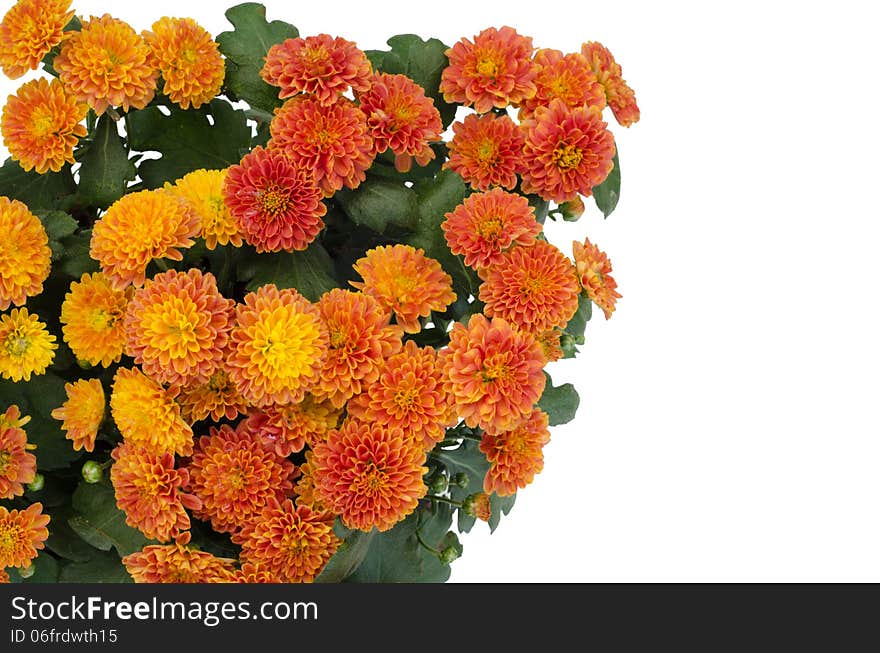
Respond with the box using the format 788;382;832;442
0;0;72;79
445;113;525;191
293;450;326;513
518;48;605;120
1;78;87;174
223;146;326;253
143;17;224;110
227;284;328;408
351;245;456;334
187;424;294;534
0;568;8;583
0;405;35;499
261;33;372;104
167;169;243;250
347;340;454;450
520;98;616;203
268;96;373;196
123;541;237;583
0;503;49;569
440;314;545;433
90;190;200;290
573;237;621;319
50;379;105;453
110;367;193;456
233;499;339;583
464;492;492;522
243;395;340;457
581;41;640;127
234;562;278;584
54;14;158;115
535;328;563;363
110;442;200;542
479;240;581;333
313;289;403;408
442;188;541;270
312;420;427;532
0;308;56;382
357;72;442;172
481;409;550;496
124;269;234;387
440;26;537;114
177;367;248;423
0;197;50;312
60;272;131;367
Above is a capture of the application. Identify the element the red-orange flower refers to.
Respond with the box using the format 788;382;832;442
479;240;580;333
111;442;200;542
313;289;403;407
521;98;616;203
573;237;621;319
124;269;234;387
312;420;427;532
262;34;372;104
123;541;237;583
0;196;51;312
0;502;49;569
243;395;340;457
442;188;541;270
535;328;563;363
444;113;525;191
518;48;605;120
0;405;35;499
51;378;105;453
187;424;295;534
439;314;545;433
0;0;73;79
351;245;456;333
234;562;278;584
481;409;550;496
176;367;249;423
223;146;326;253
581;42;640;127
440;26;537;113
293;450;326;513
268;96;373;196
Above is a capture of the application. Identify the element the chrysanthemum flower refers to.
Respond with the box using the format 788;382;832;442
110;367;193;456
1;78;87;174
535;328;563;363
444;113;525;191
312;420;427;532
143;17;224;110
518;48;605;120
0;308;56;382
223;147;326;253
234;562;278;584
227;284;328;408
123;541;237;583
51;379;105;453
293;450;327;513
572;237;621;319
54;14;158;115
581;41;640;127
0;405;35;499
233;499;339;583
187;424;294;534
124;269;234;387
110;442;200;542
242;395;340;457
439;314;545;433
176;367;248;423
520;98;616;203
481;409;550;496
0;503;49;569
167;169;243;249
464;492;492;522
0;0;72;79
0;197;50;312
0;568;7;583
347;340;454;450
313;289;403;407
90;189;200;290
268;96;373;196
261;33;372;104
479;240;581;333
60;272;131;367
440;26;537;113
442;188;541;270
357;72;442;172
351;245;456;333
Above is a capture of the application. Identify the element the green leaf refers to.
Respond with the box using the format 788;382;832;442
488;493;516;533
217;3;298;113
240;241;339;302
58;230;100;278
593;148;620;218
46;506;99;562
431;439;490;534
126;99;251;188
34;210;78;261
564;294;592;341
8;552;60;583
334;177;419;233
315;527;375;583
538;373;580;426
0;158;76;211
77;113;137;208
70;481;150;557
58;549;132;583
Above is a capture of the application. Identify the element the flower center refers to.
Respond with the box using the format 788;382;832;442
144;299;202;358
481;357;511;383
353;461;389;497
329;329;348;349
476;139;498;164
257;185;290;217
477;58;500;77
553;143;583;170
0;450;10;474
4;330;30;357
394;386;419;410
87;308;116;332
0;523;20;557
478;216;504;240
253;311;321;378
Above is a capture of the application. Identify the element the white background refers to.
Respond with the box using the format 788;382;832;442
2;0;879;582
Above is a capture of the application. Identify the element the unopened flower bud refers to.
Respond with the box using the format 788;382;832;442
451;472;469;489
439;545;461;564
82;460;103;483
18;563;35;579
462;492;492;521
27;473;45;492
428;473;448;495
560;196;586;221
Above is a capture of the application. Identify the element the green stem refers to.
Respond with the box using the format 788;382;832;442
426;494;462;508
415;530;441;555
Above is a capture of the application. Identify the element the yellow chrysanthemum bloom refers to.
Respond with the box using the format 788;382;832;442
60;272;131;367
143;17;225;110
0;308;57;382
0;197;51;312
166;169;243;250
0;0;73;79
51;378;105;453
